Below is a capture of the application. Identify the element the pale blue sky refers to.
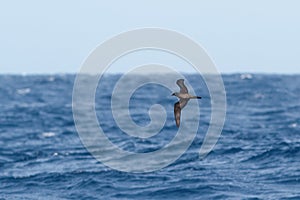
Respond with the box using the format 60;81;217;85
0;0;299;74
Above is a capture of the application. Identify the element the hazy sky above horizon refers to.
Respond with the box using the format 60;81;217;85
0;0;299;74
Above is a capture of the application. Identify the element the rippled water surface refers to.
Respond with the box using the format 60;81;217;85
0;74;299;199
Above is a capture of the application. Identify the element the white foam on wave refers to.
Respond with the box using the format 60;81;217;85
17;88;31;95
240;73;253;80
289;123;297;128
42;132;56;137
48;76;55;82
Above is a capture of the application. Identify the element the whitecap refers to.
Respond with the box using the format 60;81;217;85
240;73;253;80
17;88;31;95
48;76;55;82
289;123;297;128
42;132;56;137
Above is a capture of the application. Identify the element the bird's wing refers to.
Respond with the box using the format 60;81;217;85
174;102;181;127
176;79;188;94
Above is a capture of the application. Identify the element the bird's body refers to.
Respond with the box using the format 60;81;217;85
173;92;199;99
172;79;201;127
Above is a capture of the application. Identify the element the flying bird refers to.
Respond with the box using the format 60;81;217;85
172;79;201;127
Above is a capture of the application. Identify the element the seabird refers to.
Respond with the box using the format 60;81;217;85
172;79;201;127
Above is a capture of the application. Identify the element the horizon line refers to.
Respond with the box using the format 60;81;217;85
0;71;299;76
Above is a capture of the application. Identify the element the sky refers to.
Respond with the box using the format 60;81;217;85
0;0;299;74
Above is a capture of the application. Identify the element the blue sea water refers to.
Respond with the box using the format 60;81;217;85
0;74;299;199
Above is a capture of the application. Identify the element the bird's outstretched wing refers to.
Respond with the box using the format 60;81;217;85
174;102;181;127
174;99;188;127
176;79;188;94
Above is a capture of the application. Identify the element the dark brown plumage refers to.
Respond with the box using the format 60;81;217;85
174;102;181;127
172;79;201;127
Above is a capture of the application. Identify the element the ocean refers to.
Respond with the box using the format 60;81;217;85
0;74;299;199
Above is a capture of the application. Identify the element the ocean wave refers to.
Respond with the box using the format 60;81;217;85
0;74;299;199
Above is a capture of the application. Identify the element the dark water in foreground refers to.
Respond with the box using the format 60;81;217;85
0;74;299;199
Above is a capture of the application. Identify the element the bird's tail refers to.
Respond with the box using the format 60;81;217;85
190;96;202;99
